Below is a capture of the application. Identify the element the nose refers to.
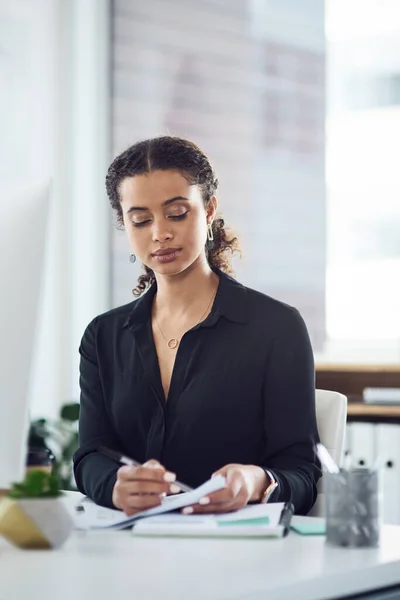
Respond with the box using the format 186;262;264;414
152;219;173;244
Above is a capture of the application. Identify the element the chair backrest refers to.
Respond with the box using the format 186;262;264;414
308;389;347;516
315;389;347;468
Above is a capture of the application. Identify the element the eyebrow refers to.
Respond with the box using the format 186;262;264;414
126;196;190;214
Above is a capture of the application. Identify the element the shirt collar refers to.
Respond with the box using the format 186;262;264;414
212;269;249;324
122;268;249;330
122;284;156;330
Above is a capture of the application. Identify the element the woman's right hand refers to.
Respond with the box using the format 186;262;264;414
112;459;180;516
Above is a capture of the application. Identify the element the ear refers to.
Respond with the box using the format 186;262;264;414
206;195;218;224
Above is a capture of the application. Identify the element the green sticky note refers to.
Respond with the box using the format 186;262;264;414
218;516;270;527
291;521;326;535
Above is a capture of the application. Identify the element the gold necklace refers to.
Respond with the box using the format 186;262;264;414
154;290;217;350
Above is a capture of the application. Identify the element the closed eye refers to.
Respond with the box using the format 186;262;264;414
132;220;151;228
168;212;188;221
132;211;188;227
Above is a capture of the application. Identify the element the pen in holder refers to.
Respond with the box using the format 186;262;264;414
324;467;381;548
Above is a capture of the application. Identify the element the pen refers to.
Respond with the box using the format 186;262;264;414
98;446;194;493
315;443;340;474
279;502;294;536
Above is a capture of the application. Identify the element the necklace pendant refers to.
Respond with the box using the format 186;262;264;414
167;338;179;349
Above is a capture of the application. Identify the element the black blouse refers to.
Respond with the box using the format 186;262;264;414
73;270;321;514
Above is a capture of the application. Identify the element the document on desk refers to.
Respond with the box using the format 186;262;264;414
82;474;227;531
132;502;293;538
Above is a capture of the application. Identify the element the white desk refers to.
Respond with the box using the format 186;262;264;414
0;494;400;600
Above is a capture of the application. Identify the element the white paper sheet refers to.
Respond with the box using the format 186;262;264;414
79;474;227;530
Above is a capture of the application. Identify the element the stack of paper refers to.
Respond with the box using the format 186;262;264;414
74;475;294;538
132;502;291;538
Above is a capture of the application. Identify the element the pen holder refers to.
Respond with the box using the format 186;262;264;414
324;468;380;548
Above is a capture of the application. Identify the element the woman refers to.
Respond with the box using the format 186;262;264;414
73;136;321;516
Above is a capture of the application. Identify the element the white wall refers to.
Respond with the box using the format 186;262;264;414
110;0;326;351
0;0;111;418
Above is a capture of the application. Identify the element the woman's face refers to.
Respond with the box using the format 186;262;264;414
119;169;216;277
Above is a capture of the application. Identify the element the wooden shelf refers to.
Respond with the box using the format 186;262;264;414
316;367;400;398
347;403;400;418
316;364;400;373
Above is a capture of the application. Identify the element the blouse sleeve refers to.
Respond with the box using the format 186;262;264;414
260;307;321;515
73;318;121;508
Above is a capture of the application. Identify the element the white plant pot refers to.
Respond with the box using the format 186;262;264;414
0;496;74;549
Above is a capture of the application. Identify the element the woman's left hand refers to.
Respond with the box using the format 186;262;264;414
182;464;268;514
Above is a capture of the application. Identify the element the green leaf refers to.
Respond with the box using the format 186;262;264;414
7;470;62;498
60;403;80;422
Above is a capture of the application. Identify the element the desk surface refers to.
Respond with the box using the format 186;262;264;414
0;494;400;600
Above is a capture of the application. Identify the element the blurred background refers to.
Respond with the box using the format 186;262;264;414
1;0;400;421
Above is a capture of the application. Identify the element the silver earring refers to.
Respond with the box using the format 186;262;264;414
129;253;136;263
207;223;214;242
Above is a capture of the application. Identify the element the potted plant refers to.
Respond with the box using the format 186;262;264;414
28;402;80;490
0;470;73;549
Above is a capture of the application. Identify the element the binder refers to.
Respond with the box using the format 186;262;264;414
132;502;294;538
350;423;376;468
376;424;400;525
344;423;353;463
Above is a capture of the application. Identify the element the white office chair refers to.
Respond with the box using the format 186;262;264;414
308;389;348;517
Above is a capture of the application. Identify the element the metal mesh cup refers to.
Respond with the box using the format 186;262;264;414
325;468;380;548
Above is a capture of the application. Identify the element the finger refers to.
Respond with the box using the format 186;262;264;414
116;479;171;496
184;472;245;514
203;472;243;505
122;493;165;515
211;463;237;478
143;459;164;469
211;466;228;478
199;487;235;505
184;489;248;515
167;483;181;495
118;457;167;479
118;465;176;484
182;499;237;515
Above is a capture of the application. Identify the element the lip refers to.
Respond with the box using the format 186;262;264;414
152;248;181;256
151;248;182;264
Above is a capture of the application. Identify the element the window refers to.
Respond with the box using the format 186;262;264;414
321;0;400;364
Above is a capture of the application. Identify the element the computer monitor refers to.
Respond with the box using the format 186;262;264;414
0;182;50;489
